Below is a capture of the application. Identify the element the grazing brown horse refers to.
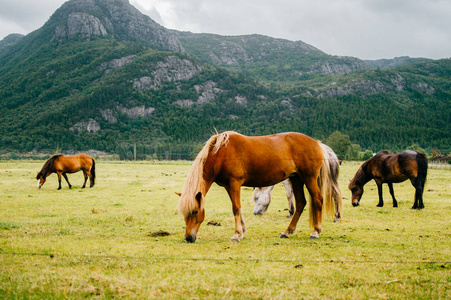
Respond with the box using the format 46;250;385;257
178;131;337;243
37;154;96;189
348;150;427;209
253;143;342;222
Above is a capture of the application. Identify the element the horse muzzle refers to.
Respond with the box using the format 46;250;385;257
185;234;196;243
352;201;360;207
253;207;265;215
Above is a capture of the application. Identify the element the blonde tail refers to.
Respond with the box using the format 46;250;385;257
309;143;336;226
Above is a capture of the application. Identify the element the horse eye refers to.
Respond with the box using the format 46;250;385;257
192;210;198;215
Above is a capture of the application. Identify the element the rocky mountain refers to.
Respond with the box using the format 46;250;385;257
46;0;183;51
0;0;449;157
175;32;369;82
365;56;431;69
0;34;24;53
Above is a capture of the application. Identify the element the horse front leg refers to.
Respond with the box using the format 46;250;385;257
226;183;245;242
387;182;397;207
280;177;306;238
62;173;72;189
376;180;384;207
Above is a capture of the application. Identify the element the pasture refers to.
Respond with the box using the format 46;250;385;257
0;159;450;299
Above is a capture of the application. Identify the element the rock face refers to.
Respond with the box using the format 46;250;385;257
308;57;369;75
195;81;223;104
117;105;155;118
99;55;137;73
133;56;203;91
52;13;107;41
48;0;183;51
304;72;436;99
70;118;101;133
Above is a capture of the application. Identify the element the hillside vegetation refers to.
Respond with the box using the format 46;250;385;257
0;0;450;157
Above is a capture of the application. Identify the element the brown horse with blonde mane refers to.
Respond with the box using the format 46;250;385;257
37;154;96;189
178;131;339;243
348;150;427;209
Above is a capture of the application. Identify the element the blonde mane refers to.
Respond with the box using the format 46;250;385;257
178;131;233;217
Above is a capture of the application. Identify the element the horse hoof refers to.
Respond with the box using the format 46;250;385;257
377;204;383;207
309;233;319;239
280;233;289;239
230;236;240;242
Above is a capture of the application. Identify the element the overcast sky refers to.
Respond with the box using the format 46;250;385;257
1;0;450;60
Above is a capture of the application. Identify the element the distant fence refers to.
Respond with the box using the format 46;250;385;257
429;163;451;169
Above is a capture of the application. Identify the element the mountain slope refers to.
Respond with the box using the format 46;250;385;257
0;0;449;157
175;31;369;82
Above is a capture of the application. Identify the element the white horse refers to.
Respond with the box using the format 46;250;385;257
253;144;342;222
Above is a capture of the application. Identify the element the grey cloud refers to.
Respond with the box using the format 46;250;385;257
1;0;450;60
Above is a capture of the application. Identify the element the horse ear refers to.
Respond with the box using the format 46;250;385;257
175;192;181;196
195;192;202;206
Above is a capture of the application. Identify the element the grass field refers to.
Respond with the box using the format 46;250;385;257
0;159;450;299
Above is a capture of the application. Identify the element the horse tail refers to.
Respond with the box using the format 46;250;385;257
310;143;336;225
327;145;343;219
416;152;428;190
90;158;96;186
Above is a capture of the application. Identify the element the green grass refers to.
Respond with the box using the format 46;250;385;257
0;160;450;299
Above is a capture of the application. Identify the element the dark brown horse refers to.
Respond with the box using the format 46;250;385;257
178;131;337;243
37;154;96;189
348;150;427;209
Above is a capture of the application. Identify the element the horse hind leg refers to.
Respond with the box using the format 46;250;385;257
332;182;342;222
280;176;306;238
333;192;341;222
411;177;425;209
57;172;62;190
305;176;324;239
84;169;95;188
89;171;95;188
82;171;88;188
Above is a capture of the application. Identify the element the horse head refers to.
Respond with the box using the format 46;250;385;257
36;172;46;189
348;181;363;206
252;186;274;215
179;191;205;243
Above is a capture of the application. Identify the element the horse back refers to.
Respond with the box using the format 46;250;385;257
54;154;93;173
211;132;323;187
372;150;424;182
